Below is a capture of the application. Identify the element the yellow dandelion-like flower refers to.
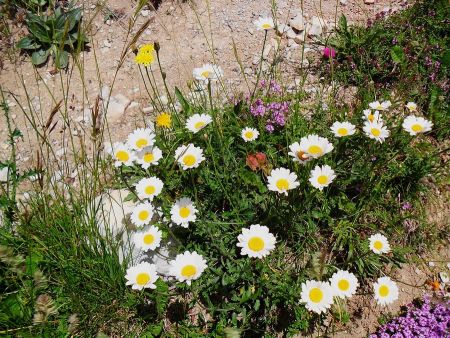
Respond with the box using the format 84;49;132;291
138;44;155;54
135;51;155;67
156;112;171;128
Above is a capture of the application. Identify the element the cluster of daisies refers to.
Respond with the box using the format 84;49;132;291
119;53;433;310
301;233;397;314
241;100;433;195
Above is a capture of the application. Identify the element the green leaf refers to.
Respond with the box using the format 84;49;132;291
174;87;191;114
338;15;348;33
31;49;50;65
391;45;405;64
55;50;69;69
16;36;40;50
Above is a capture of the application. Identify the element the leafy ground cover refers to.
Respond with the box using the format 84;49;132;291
0;0;449;337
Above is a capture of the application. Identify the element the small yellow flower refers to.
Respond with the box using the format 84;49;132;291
135;52;155;66
138;44;155;54
156;112;171;128
134;45;155;66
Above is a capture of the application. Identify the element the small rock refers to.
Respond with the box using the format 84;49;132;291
143;106;154;113
276;23;290;36
364;0;375;3
100;85;110;100
309;16;324;36
103;40;111;48
244;67;253;76
287;39;297;47
294;31;307;44
340;0;347;4
141;9;150;17
286;28;297;39
0;167;8;182
105;94;131;122
290;14;305;31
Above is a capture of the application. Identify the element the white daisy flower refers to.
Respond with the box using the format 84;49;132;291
330;121;356;137
299;134;334;159
267;167;300;195
373;276;399;305
254;17;275;30
329;270;359;298
136;146;163;169
132;225;162;251
175;144;205;170
125;262;159;290
368;233;391;254
127;128;156;151
300;280;334;314
288;142;312;164
402;116;433;136
241;127;259;142
186;114;213;133
363;121;390;143
362;109;382;123
193;64;223;82
309;165;336;191
130;201;154;226
237;224;276;258
135;177;164;201
405;102;417;112
108;142;136;167
170;197;197;228
169;251;207;285
369;100;391;111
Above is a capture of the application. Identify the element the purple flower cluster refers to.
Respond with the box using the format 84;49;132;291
250;80;290;133
370;296;450;338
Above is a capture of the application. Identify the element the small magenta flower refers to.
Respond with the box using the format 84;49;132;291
322;47;336;59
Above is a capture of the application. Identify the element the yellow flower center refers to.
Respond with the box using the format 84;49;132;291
244;131;254;139
376;104;383;110
371;128;381;137
143;234;154;245
181;264;197;278
309;287;323;303
248;236;265;252
262;23;272;29
145;185;156;195
373;240;383;251
194;121;206;130
116;150;129;162
317;175;328;185
201;70;210;78
136;138;148;148
179;207;191;218
338;279;350;291
337;128;348;136
368;114;375;122
379;285;389;297
411;124;423;132
276;178;289;190
143;153;155;163
136;272;150;285
308;145;323;155
138;210;149;221
182;154;196;166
